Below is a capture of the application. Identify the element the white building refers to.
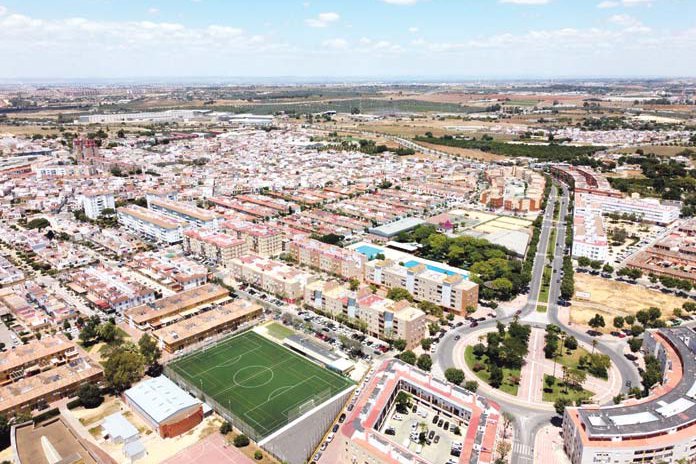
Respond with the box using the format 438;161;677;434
577;193;680;226
117;205;185;244
572;209;609;262
80;191;115;220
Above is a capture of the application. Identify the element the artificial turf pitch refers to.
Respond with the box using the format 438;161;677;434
168;331;353;438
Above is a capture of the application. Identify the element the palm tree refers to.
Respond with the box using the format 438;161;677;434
591;339;598;355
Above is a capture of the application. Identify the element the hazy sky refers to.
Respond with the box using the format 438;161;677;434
1;0;694;80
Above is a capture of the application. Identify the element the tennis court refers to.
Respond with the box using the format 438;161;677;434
167;331;353;439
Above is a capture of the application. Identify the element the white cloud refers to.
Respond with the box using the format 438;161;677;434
600;0;654;6
0;5;7;16
408;26;419;33
147;7;160;15
597;1;619;8
305;12;339;28
499;0;551;4
322;38;348;49
609;14;650;32
622;0;653;6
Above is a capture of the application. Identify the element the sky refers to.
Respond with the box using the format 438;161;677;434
0;0;694;81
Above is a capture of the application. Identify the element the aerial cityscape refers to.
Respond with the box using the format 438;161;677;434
1;1;696;464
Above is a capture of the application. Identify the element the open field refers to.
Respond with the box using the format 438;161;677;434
610;145;693;157
541;375;593;404
168;331;353;439
569;274;689;332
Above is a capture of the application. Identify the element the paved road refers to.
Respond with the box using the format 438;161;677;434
434;179;641;464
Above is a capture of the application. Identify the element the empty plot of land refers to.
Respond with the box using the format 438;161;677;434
570;274;689;331
168;331;353;439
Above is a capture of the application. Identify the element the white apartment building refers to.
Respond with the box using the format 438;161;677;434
80;191;115;220
147;198;220;229
571;209;609;262
577;192;680;226
365;259;479;316
117;205;185;244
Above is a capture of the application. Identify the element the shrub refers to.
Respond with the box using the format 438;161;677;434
254;450;263;460
220;421;232;435
233;434;250;448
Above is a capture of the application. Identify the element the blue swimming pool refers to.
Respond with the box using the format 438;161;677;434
402;260;467;279
355;245;384;260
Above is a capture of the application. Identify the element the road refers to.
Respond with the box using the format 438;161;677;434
434;179;641;464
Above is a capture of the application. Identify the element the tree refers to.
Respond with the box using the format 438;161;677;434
613;316;625;329
400;350;417;365
496;440;512;462
421;338;432;351
489;365;503;388
472;343;486;358
588;314;605;330
395;391;411;413
233;434;250;447
444;368;465;386
642;355;663;394
254;450;263;460
97;322;118;344
602;263;614;274
0;414;10;449
628;337;643;353
564;336;578;351
464;380;479;392
577;256;591;267
77;383;103;409
387;287;413;302
554;398;572;416
393;339;407;351
417;354;432;371
220;421;232;435
545;375;556;390
348;278;360;291
103;346;145;392
138;333;161;366
26;217;50;230
624;315;635;325
501;412;514;439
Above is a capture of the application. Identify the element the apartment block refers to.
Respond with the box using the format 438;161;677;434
289;237;366;280
128;251;208;291
79;190;115;220
0;335;103;416
572;209;609;262
304;280;427;349
125;283;230;331
365;259;479;315
117;205;186;244
221;220;283;257
182;229;249;267
229;254;316;302
153;300;262;353
147;197;220;229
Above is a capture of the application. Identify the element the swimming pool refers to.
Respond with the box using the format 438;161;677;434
402;260;467;279
355;245;384;260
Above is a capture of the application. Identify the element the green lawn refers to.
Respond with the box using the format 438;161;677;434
542;374;593;404
538;266;552;304
168;331;353;439
264;322;295;341
536;304;547;313
555;346;590;371
465;346;520;396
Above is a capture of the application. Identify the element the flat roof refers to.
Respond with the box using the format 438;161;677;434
368;217;425;237
577;328;696;439
125;284;229;325
125;376;201;424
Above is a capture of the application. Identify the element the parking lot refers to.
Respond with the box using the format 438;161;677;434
379;400;466;464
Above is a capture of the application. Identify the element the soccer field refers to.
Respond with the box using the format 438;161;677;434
168;331;353;439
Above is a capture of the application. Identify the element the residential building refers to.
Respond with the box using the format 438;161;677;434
0;336;103;416
289;237;366;281
117;205;186;244
221;220;283;257
304;280;427;349
480;166;546;213
182;229;249;267
125;283;230;331
147;197;220;229
68;265;156;313
563;328;696;464
153;300;261;353
340;359;501;464
229;254;316;302
79;190;115;220
365;259;479;315
128;251;208;291
572;209;609;261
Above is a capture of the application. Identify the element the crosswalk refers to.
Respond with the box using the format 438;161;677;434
513;441;534;463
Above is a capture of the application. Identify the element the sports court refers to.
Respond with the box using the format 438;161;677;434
167;331;353;439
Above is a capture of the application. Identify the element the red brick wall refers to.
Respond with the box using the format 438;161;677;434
159;407;203;438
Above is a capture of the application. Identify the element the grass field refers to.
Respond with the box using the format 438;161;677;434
168;331;353;439
465;346;520;396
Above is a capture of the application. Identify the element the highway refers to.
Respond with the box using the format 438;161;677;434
434;179;642;464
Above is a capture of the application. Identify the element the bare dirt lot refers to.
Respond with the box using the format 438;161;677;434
569;273;689;332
